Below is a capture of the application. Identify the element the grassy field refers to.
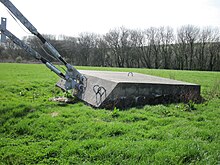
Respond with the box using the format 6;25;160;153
0;63;219;164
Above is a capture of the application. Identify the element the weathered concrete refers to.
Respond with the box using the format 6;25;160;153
57;70;201;109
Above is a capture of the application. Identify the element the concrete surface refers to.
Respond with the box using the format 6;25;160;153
74;70;201;109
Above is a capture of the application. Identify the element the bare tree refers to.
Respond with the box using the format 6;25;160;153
77;32;97;66
195;27;213;70
185;25;200;69
176;28;187;69
105;27;131;67
158;27;174;69
176;25;199;70
145;27;160;68
1;25;220;71
207;28;220;70
104;29;120;67
120;27;131;67
56;35;78;64
91;36;108;66
128;29;143;68
0;45;5;56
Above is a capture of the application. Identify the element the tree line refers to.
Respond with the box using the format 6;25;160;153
0;25;220;71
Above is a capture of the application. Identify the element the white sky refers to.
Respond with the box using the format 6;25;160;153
0;0;220;39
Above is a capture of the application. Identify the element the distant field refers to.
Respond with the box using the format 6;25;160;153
0;63;219;164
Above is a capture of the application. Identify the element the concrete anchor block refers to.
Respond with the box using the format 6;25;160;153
57;70;201;109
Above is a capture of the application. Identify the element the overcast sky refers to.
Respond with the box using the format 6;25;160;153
0;0;220;39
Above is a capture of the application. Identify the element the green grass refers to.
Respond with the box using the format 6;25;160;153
0;63;219;164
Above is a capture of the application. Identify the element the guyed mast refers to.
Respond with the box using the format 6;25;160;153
0;0;85;93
